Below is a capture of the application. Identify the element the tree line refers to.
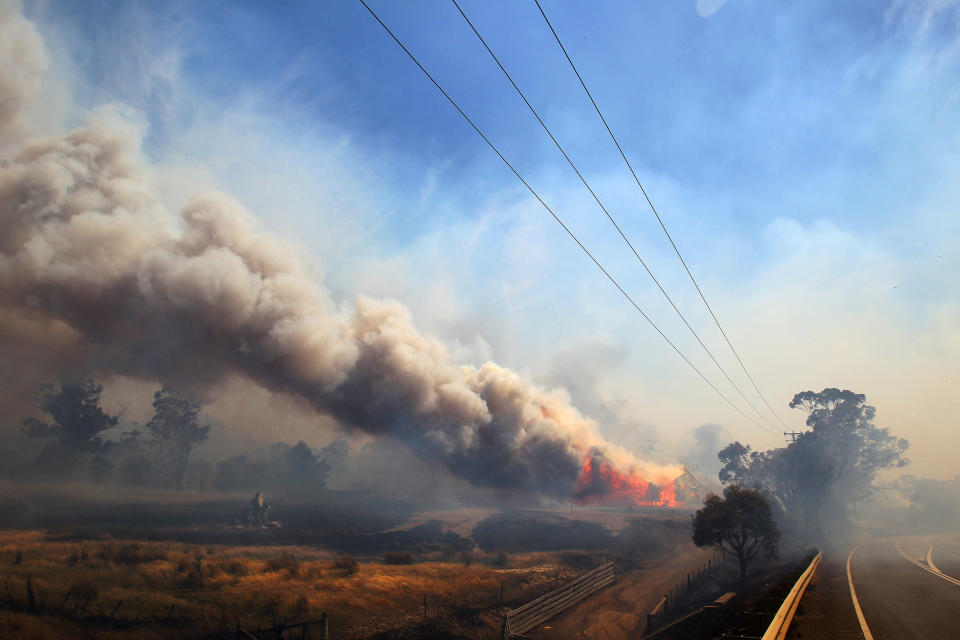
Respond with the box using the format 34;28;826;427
10;378;340;494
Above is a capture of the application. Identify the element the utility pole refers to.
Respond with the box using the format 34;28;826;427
783;431;802;444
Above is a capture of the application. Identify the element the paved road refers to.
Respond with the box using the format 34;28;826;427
789;536;960;639
928;534;960;580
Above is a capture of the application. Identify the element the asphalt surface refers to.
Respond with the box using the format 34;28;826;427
928;534;960;581
789;536;960;639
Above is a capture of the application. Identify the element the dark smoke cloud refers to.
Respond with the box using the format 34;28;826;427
0;1;679;499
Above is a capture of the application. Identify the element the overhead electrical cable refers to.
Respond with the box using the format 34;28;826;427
532;0;790;430
358;0;772;432
449;0;780;433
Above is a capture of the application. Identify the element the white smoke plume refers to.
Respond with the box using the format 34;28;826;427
0;1;681;498
0;0;46;145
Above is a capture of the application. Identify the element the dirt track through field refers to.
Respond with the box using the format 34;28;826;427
528;543;715;640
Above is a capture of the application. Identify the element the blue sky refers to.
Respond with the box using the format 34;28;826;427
26;0;960;478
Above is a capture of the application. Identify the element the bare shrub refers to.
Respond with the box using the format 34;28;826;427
460;550;474;567
383;551;414;565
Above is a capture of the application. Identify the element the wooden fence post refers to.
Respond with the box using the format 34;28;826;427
59;588;72;612
320;611;329;639
236;625;258;640
26;580;36;609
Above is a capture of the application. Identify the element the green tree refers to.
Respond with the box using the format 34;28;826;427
692;485;779;581
22;379;119;477
22;379;119;452
788;388;909;502
144;388;210;490
717;388;909;539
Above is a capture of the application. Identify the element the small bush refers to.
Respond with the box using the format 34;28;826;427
94;542;167;565
439;545;457;562
122;543;168;564
265;551;300;574
67;548;90;565
220;558;249;576
383;551;414;565
333;555;358;576
560;552;597;571
295;594;309;613
182;563;205;589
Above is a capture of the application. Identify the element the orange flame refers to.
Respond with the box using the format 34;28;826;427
574;454;680;508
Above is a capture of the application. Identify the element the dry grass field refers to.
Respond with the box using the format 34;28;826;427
0;529;585;639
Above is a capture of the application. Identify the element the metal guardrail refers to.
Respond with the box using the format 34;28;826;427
761;550;822;640
502;562;615;637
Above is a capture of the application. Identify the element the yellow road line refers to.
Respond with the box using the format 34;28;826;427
924;538;941;573
895;540;960;588
846;544;874;640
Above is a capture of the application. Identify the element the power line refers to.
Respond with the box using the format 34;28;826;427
449;0;779;433
533;0;790;430
357;0;771;432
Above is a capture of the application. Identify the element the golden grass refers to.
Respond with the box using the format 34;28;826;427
0;530;562;638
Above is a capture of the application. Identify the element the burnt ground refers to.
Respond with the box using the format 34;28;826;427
0;487;476;555
0;484;705;639
0;486;690;559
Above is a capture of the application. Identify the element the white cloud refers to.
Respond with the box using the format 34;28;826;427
696;0;729;19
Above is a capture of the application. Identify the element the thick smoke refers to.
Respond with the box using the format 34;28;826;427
0;1;680;499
